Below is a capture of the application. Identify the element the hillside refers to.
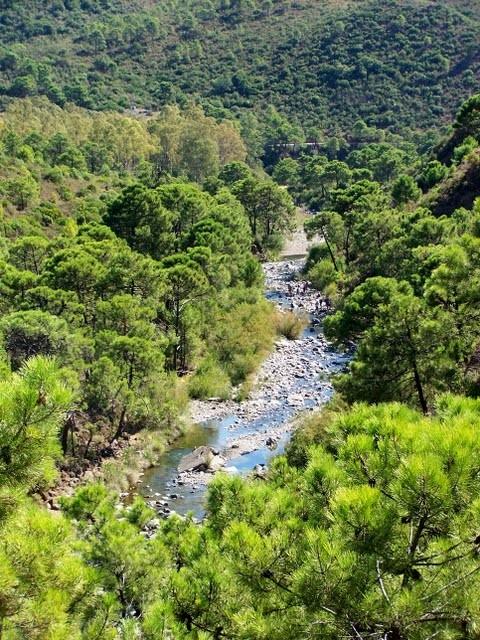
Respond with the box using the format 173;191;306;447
1;0;479;143
3;1;480;637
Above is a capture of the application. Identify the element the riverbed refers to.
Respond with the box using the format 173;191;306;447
138;259;349;519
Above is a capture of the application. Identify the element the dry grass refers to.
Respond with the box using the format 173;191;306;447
274;310;308;340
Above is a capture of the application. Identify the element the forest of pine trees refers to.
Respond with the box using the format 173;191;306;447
0;1;480;638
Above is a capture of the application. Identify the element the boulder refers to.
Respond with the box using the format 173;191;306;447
178;446;215;473
253;464;267;479
265;436;277;448
208;455;226;472
146;518;161;529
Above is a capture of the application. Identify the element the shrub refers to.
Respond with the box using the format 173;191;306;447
188;356;231;399
308;258;339;292
274;309;307;340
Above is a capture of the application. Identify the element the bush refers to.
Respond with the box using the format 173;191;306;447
274;309;307;340
44;166;66;184
210;296;276;386
286;396;348;468
304;244;331;273
308;258;339;292
188;356;231;399
262;232;283;255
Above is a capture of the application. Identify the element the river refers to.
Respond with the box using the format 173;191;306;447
137;258;349;519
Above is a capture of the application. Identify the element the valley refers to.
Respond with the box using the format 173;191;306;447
1;1;480;637
139;257;349;519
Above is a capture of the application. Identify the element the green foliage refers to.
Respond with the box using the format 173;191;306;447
455;93;480;138
1;16;480;640
204;294;276;389
139;397;480;639
231;176;295;252
105;184;174;259
0;358;93;636
0;356;73;501
0;99;246;206
333;290;457;413
301;94;480;412
392;175;421;205
0;96;272;459
188;356;232;400
3;173;40;210
3;371;480;638
453;135;479;164
0;503;93;639
417;160;448;191
0;310;74;370
0;1;478;146
308;258;339;295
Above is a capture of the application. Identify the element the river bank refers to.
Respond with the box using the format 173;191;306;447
42;257;347;516
138;259;349;519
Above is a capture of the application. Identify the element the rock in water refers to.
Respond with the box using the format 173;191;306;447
208;455;226;472
178;446;214;473
253;464;267;479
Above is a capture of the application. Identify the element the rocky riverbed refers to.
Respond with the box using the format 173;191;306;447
138;259;349;519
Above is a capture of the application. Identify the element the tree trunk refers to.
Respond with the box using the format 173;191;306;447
70;420;76;457
61;419;70;455
174;295;181;372
84;428;94;459
321;225;339;271
412;358;428;414
402;513;427;587
344;227;351;265
112;406;127;442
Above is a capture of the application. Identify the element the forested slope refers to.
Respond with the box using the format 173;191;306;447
2;0;480;636
0;0;479;142
0;96;297;483
290;93;480;413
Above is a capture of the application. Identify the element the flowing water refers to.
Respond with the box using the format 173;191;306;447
137;258;349;519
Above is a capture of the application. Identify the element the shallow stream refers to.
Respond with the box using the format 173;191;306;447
137;259;349;518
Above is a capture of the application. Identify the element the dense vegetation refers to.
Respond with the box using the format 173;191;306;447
2;0;480;636
0;97;297;476
0;0;480;152
293;94;480;415
1;93;480;637
4;361;480;638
